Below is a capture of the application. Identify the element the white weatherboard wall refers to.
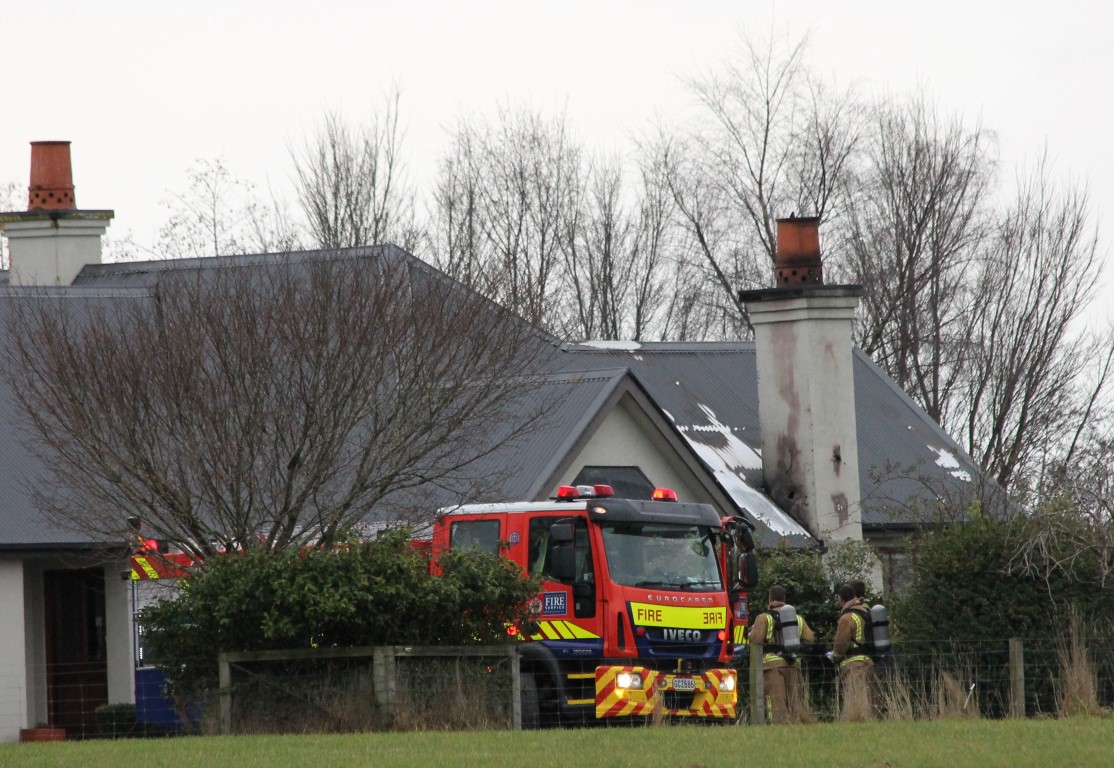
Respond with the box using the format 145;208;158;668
104;560;136;705
561;394;706;504
0;560;28;743
747;290;864;544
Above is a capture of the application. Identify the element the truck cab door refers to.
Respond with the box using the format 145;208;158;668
534;517;596;619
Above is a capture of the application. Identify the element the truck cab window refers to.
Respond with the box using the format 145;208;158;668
449;519;501;555
529;517;594;585
601;523;722;591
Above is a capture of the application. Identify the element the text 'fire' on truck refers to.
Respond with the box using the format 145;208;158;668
429;483;758;726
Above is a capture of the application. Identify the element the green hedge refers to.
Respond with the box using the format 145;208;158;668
892;516;1114;645
139;528;541;697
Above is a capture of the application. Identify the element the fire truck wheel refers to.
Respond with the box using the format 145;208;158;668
520;671;541;730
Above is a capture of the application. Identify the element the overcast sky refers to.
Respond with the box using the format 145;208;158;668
4;1;1111;315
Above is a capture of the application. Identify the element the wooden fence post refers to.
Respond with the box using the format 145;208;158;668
1009;638;1025;719
218;652;231;735
511;647;522;731
749;642;765;725
373;647;396;720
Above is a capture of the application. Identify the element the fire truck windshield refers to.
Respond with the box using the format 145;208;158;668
600;522;723;591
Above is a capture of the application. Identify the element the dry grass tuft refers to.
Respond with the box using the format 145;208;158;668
393;658;510;731
1056;609;1101;718
934;671;979;719
650;685;668;727
875;667;916;722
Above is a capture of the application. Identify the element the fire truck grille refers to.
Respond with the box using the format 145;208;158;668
644;628;717;658
662;689;696;710
652;642;704;655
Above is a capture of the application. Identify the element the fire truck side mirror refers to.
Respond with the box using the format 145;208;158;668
737;551;758;590
735;527;755;552
721;517;755;552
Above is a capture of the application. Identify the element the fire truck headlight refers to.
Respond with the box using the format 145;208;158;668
718;675;736;692
616;672;643;690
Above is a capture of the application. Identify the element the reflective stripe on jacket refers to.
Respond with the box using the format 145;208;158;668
837;608;871;668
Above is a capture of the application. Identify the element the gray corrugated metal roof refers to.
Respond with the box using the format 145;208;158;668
0;291;132;547
556;341;984;530
374;366;808;547
849;349;1003;525
0;245;556;549
376;369;627;514
0;244;987;551
70;245;412;287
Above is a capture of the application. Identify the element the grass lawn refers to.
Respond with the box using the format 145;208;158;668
3;718;1112;768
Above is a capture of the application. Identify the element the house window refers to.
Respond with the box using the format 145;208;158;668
879;547;916;595
449;519;501;555
572;466;655;500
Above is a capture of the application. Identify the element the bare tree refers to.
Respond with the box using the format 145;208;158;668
428;121;486;289
843;90;997;424
961;155;1111;493
688;31;810;264
560;153;679;341
1012;425;1114;590
627;150;687;341
790;77;864;233
153;157;303;260
665;30;862;337
431;109;692;342
3;251;556;560
429;106;584;332
561;154;630;339
655;129;753;338
292;90;422;253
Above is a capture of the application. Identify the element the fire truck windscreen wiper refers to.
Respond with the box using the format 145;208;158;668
633;580;687;590
633;579;720;591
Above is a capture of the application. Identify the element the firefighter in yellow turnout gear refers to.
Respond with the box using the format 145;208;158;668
748;585;815;724
832;582;874;721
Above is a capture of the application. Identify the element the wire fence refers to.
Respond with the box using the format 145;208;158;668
10;635;1114;738
216;645;521;735
744;635;1114;724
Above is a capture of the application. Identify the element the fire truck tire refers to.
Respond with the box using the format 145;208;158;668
520;671;541;730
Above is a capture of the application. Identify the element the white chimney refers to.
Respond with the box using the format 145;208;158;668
0;141;113;286
739;216;864;545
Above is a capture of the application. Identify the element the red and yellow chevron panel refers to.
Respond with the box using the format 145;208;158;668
594;666;736;720
129;553;193;580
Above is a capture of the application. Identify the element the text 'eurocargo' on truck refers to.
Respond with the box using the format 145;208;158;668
429;483;758;726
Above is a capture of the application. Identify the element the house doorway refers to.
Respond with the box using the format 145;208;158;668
43;568;108;738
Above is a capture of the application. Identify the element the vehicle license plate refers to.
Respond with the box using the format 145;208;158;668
671;677;696;691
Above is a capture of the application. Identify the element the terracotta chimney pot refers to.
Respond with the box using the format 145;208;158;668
774;215;823;286
28;140;76;210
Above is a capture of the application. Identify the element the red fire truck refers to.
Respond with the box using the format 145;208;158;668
429;483;757;726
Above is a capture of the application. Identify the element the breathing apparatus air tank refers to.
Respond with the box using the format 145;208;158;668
869;604;891;657
776;604;801;658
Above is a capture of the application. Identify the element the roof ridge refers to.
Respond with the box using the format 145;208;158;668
76;244;400;277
